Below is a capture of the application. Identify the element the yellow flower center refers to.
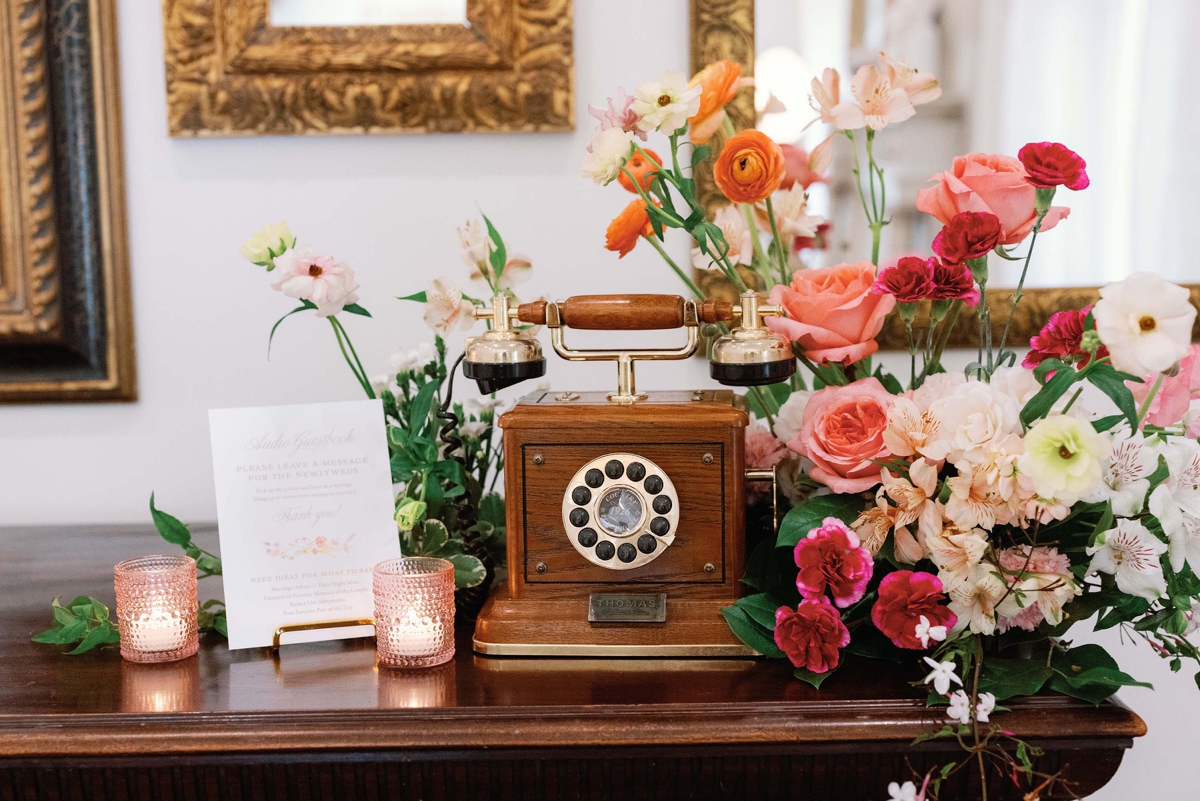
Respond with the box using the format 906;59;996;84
657;93;672;107
1139;315;1157;332
308;264;323;277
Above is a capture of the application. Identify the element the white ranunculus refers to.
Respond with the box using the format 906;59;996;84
582;127;636;185
1092;272;1196;375
632;70;702;134
423;278;475;334
241;221;295;267
929;379;1020;467
773;390;812;444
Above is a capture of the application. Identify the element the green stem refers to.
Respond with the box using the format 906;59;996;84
329;318;375;399
996;219;1044;361
1137;373;1167;427
845;131;875;230
917;299;964;385
646;235;706;300
1061;386;1084;415
741;202;771;277
905;321;917;391
764;195;789;285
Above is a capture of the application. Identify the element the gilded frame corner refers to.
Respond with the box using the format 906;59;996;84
162;0;575;137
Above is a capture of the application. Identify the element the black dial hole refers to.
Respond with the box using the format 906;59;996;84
571;486;592;505
577;528;598;548
605;460;625;479
617;543;637;563
644;475;663;494
569;508;589;527
626;462;646;481
637;534;657;554
595;541;615;560
652;495;673;514
585;469;605;488
650;516;671;536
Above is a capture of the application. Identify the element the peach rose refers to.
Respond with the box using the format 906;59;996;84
789;378;895;494
605;199;653;258
688;60;744;144
915;153;1070;245
713;130;786;204
766;262;896;364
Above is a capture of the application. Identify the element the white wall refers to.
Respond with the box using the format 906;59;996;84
0;2;1194;798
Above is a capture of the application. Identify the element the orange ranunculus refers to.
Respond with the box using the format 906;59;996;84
688;60;743;144
617;149;663;194
713;130;786;204
605;199;653;258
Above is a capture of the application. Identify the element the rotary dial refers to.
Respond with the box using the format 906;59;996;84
562;453;678;570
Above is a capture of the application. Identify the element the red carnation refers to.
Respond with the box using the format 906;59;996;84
871;570;957;650
930;259;980;306
1017;142;1089;191
1023;306;1107;369
870;256;937;303
931;211;1002;264
774;597;851;673
793;518;874;608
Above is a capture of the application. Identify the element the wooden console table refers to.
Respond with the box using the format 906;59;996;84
0;526;1144;800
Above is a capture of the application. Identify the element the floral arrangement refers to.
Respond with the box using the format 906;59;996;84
582;53;1200;798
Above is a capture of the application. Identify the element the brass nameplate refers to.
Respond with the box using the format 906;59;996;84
588;593;667;623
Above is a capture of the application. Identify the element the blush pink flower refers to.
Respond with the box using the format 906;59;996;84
871;256;937;303
779;136;832;190
767;262;896;364
915;153;1070;245
746;422;788;470
271;246;360;318
586;89;646;146
774;597;850;673
871;570;957;650
1128;344;1200;430
793;517;875;608
788;377;896;493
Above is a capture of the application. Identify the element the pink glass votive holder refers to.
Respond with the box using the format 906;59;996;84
373;557;455;668
114;555;199;664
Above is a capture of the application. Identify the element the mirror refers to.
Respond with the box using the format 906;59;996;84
270;0;468;26
754;0;1196;289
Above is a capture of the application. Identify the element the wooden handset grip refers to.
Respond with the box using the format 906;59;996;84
517;295;733;330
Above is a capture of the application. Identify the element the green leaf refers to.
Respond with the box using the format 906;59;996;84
267;303;313;359
150;492;192;546
777;494;866;548
741;538;797;596
1048;644;1152;705
690;144;712;169
734;593;784;631
846;624;904;663
1092;414;1125;433
445;552;487;588
1020;365;1080;428
396;291;428;303
482;213;507;279
978;658;1053;701
421;519;450;554
67;624;119;655
873;366;904;396
794;666;836;688
407;381;439;438
341;303;372;318
720;605;784;658
1087;365;1139;431
479;492;505;529
31;627;69;644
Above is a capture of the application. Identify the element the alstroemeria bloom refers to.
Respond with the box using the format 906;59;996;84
632;69;701;134
922;656;963;695
840;64;915;131
880;53;941;106
947;565;1007;635
793;517;874;608
457;219;492;271
1087;519;1168;600
1085;429;1156;516
995;546;1078;631
271;246;360;318
779;136;832;190
422;278;475;334
1092;273;1196;376
686;59;748;144
1128;344;1200;429
925;516;988;584
758;185;825;238
882;397;946;462
1148;438;1200;573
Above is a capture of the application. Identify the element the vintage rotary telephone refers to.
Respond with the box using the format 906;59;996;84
461;291;793;657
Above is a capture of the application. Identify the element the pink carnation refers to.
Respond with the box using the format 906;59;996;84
746;424;788;470
793;517;874;608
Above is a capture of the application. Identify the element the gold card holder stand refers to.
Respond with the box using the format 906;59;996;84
269;618;376;654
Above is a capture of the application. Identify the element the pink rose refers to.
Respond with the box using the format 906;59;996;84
915;153;1070;245
787;377;895;493
767;262;896;364
1128;344;1200;431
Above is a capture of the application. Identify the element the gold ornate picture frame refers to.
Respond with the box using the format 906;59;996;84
687;0;1198;350
0;0;135;403
163;0;574;136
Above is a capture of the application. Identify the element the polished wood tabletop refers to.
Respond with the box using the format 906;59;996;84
0;525;1146;800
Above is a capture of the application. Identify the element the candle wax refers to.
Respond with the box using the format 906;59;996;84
134;610;187;652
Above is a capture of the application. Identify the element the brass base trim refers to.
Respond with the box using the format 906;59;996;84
270;618;375;652
472;638;760;657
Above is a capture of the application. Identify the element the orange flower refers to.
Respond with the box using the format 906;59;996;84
687;60;744;144
713;130;786;204
617;148;663;194
605;199;654;258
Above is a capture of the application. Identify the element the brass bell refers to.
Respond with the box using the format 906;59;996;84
709;291;795;387
463;295;546;394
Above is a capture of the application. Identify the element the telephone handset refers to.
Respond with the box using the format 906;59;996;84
462;291;796;399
